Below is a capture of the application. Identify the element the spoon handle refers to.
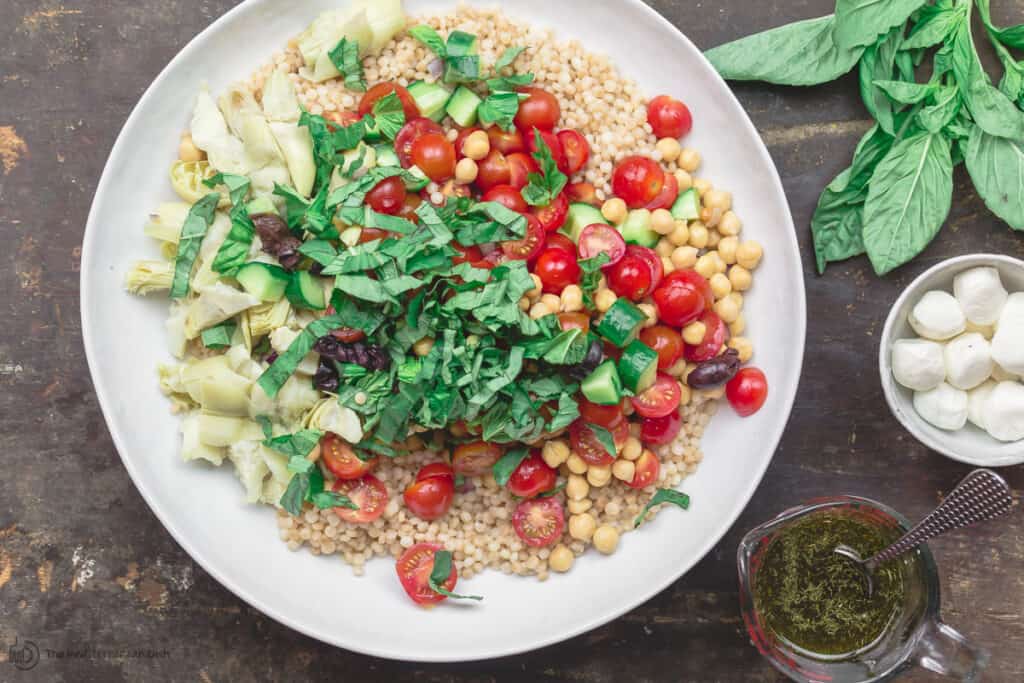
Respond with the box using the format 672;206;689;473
866;469;1015;570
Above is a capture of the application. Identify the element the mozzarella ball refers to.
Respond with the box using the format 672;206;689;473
909;291;966;341
891;339;945;391
985;381;1024;442
967;380;997;431
991;293;1024;375
913;382;968;431
953;266;1007;326
943;333;993;390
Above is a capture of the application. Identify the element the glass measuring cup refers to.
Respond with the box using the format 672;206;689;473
737;496;990;682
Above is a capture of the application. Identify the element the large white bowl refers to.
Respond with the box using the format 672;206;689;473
81;0;805;662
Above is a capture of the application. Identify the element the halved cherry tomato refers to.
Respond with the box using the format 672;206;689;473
454;126;481;158
569;419;627;465
404;471;455;520
395;117;444;167
323;110;361;130
625;244;663;291
411;132;456;182
333;474;388;523
526;128;567;174
612;156;664;208
365;177;407;215
640;325;684;370
506;152;539;189
644;171;679;211
566;181;599;206
452;243;484;266
417;463;455;482
512;497;565;548
396;543;456;606
501;214;546;261
320;433;376;480
532;192;569;233
652;269;711;327
330;327;366;344
627;449;660;489
640;411;682;445
358;82;420;120
487;126;526;154
726;367;768;417
533;247;581;294
576;223;627;267
475;149;511;191
578;397;624;428
683;310;729;362
558;312;591;334
483;184;528;213
545;232;576;255
557;129;590;175
507;452;558;499
452;441;503;476
647;95;693;139
357;227;391;244
514;87;561;132
398;193;423;222
631;373;682;419
607;255;652;301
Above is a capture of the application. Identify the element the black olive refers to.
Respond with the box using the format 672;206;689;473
566;339;604;381
314;335;391;371
687;348;741;389
313;357;339;392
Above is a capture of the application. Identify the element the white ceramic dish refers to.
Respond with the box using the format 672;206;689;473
81;0;805;661
880;254;1024;467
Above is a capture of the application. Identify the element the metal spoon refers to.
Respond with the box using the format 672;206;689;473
835;468;1015;596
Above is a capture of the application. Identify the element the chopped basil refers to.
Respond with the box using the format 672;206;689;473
200;321;236;349
333;115;370;151
478;91;522;131
634;488;691;528
521;129;568;207
281;465;358;517
485;73;535;92
298;239;337;266
492;446;529;487
494;46;526;72
263;428;322;459
327;37;366;92
371;91;406;141
548;392;581;432
206;173;255;276
256;312;346;398
578;253;611;308
170;192;220;298
408;25;447;57
428;549;483;601
537;480;567;498
587;422;617;459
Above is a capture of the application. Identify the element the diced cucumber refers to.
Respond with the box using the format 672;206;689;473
404;165;431;191
407;80;452;122
581;360;623;406
446;86;482;127
286;270;326;310
595;298;648;348
618;340;659;393
562;202;607;243
671;188;700;221
373;144;400;167
245;196;277;216
236;263;289;302
619;209;659;247
446;30;478;56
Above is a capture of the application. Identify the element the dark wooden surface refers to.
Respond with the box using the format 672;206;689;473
1;0;1022;681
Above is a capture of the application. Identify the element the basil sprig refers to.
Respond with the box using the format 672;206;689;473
428;550;483;601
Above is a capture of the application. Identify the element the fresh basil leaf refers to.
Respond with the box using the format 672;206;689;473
478;91;522;132
705;15;865;86
964;126;1024;230
858;26;903;135
548;392;580;432
255;415;274;440
916;85;961;133
587;423;617;459
950;15;1024;140
309;490;358;510
833;0;926;50
286;455;314;475
521;128;568;207
328;37;366;92
634;488;691;528
333;116;369;151
492;446;529;486
201;321;236;349
298;239;338;266
408;25;447;57
371;91;406;141
264;429;322;459
486;73;535;92
279;475;306;516
428;549;483;601
862;131;953;275
900;4;964;50
170;193;220;298
873;80;938;104
334;274;391;303
204;172;250;206
977;0;1024;50
212;206;256;276
494;46;526;72
256;312;346;397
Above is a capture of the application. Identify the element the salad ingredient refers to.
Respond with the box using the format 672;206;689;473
532;192;569;233
577;223;626;266
991;293;1024;375
406;80;451;122
617;340;660;393
687;348;741;389
321;433;376;479
581;360;623;406
725;367;769;417
506;152;539;189
484;183;528;212
631;373;682;419
913;382;968;431
577;398;624;428
640;411;682;446
557;129;590;175
452;441;503;476
607;255;652;301
984;381;1024;441
446;86;483;127
612;156;664;208
476;150;512;190
404;465;455;520
647;95;692;139
683;310;728;362
506;452;558;498
908;291;965;341
500;213;545;260
396;543;457;605
594;298;647;347
410;132;456;181
514;87;560;131
394;117;443;167
652;270;709;327
333;474;389;523
639;325;684;370
364;176;407;214
967;379;997;430
512;497;565;547
358;82;420;119
943;333;993;391
891;339;945;392
633;487;691;527
954;266;1008;326
592;525;619;554
487;127;525;154
626;449;660;489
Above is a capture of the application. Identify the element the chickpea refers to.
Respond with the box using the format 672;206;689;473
612;459;636;482
413;336;435;356
561;284;584;312
650;208;675;235
688;222;709;249
519;296;531;311
706;229;721;249
678;382;692;406
710;273;732;300
549;545;575;572
587;464;612;487
718;210;742;236
668;220;690;247
682;320;706;345
660;255;675;274
678;147;701;172
541;440;569;468
621;436;643;461
567;498;593;514
671;246;699;270
601;197;628;224
529;302;551;319
566;474;590;501
736;240;763;270
593;525;620;554
714;296;740;324
674;168;693;191
728;292;744;309
566;453;589;474
717;236;738;264
655;237;675;257
528;273;543;299
693;178;712;197
637;303;658;328
595;288;617;313
569;513;597;542
729;336;754;362
704;189;732;212
666;358;689;378
178;133;205;162
729;314;747;336
454;157;478;184
462;130;490;160
729;265;752;292
694;253;717;280
655;137;682;163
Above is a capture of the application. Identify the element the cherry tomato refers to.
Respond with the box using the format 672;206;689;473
416;463;455;482
612;156;664;208
323;110;361;130
647;95;693;139
570;419;627;465
398;193;423;222
640;411;682;446
452;243;484;266
411;132;456;182
483;184;528;213
532;192;569;233
631;372;682;419
644;171;679;211
607;255;652;301
357;227;391;245
454;126;482;158
333;474;388;523
395;117;444;167
396;543;456;606
625;244;663;291
526;128;567;174
506;152;539;189
558;312;591;334
652;270;711;327
514;87;561;132
512;497;565;548
575;223;626;267
507;452;558;499
364;177;407;215
683;310;729;362
501;214;546;261
404;475;455;520
578;397;624;428
545;232;576;254
487;127;526;154
566;181;599;206
557;129;590;175
359;82;420;120
452;441;503;476
640;325;684;370
627;449;660;489
533;247;581;294
726;367;768;417
475;149;511;191
320;433;376;480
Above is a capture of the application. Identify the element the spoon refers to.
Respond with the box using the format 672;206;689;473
835;468;1014;596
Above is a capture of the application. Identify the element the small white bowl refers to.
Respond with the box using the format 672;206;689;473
880;254;1024;467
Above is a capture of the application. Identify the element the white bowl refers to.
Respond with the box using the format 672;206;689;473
80;0;805;662
880;254;1024;467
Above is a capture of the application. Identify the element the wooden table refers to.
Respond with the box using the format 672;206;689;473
1;0;1021;680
